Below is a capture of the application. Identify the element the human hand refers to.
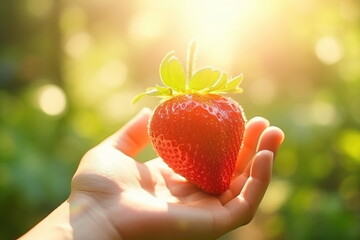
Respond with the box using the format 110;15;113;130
68;108;284;240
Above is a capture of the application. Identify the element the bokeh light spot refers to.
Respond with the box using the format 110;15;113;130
310;100;337;126
315;36;343;65
37;84;67;116
64;32;93;59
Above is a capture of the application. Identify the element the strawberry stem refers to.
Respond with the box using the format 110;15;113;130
132;41;244;104
186;40;197;82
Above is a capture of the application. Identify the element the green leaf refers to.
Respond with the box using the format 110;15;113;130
160;52;186;92
226;87;244;94
147;85;173;96
209;73;227;91
132;86;172;104
223;74;244;91
132;92;147;104
189;68;221;91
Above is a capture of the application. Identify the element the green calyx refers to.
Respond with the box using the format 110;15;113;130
132;41;244;104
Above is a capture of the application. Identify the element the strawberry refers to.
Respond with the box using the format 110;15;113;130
133;42;246;195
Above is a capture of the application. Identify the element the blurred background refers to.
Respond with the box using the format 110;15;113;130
1;0;359;239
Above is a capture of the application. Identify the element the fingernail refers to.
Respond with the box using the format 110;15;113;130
248;116;270;126
258;150;274;160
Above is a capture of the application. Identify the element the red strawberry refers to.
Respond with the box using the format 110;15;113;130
133;42;246;195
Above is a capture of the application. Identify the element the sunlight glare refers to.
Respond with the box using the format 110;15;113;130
181;0;261;69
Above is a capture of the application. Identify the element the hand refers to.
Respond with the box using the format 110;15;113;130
69;108;284;240
20;108;284;240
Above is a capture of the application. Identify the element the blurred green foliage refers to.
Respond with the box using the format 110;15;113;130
1;0;360;239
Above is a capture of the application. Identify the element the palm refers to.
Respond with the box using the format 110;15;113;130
71;109;284;240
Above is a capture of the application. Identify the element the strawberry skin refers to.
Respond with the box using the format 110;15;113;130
133;43;247;194
149;93;246;195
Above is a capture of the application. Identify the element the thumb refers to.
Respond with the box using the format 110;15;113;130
104;108;152;157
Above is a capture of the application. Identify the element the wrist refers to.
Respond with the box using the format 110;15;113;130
19;201;73;240
68;193;121;240
20;194;121;240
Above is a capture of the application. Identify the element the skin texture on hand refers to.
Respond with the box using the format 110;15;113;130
20;108;284;240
